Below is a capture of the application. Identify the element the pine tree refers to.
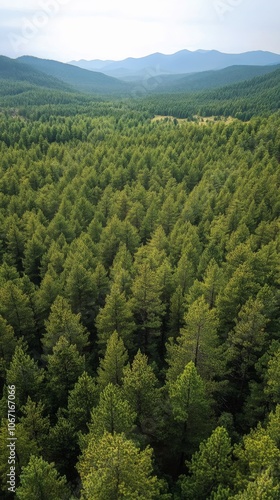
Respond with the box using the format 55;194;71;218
88;383;136;439
167;296;219;382
97;331;129;390
17;455;69;500
18;397;50;453
167;361;213;457
0;281;35;341
35;265;63;321
5;345;44;408
180;427;233;499
0;315;16;384
122;351;161;436
233;425;280;493
64;262;97;327
47;415;79;479
67;371;98;432
46;336;85;409
225;297;268;399
131;262;165;355
96;284;135;352
78;432;160;500
42;295;89;356
110;243;133;295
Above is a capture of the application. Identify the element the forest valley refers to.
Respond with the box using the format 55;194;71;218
0;72;279;499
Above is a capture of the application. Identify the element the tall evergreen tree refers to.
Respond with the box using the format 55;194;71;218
78;432;160;500
17;455;69;500
97;331;129;391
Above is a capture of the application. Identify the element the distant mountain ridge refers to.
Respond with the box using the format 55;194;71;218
17;56;130;95
0;55;71;91
147;64;280;94
0;52;279;101
69;49;280;80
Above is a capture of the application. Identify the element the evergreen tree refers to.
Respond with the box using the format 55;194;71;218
64;262;97;327
18;397;50;453
78;432;160;500
97;331;129;390
5;345;44;408
96;284;135;352
168;361;213;457
122;351;161;437
167;297;219;382
0;315;16;385
47;415;79;479
131;262;165;356
180;427;233;499
42;295;89;356
233;425;280;493
46;336;85;409
88;383;136;439
0;281;35;342
67;371;98;433
225;297;268;400
17;455;69;500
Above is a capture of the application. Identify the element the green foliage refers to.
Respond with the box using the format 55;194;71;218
78;432;160;499
131;262;165;356
88;383;136;439
97;331;129;390
67;372;98;432
0;85;279;498
46;336;85;409
5;345;44;408
167;297;219;382
168;361;211;424
180;426;233;499
96;284;135;351
122;351;161;435
17;455;69;500
42;295;89;356
233;425;280;493
0;316;16;383
265;349;280;403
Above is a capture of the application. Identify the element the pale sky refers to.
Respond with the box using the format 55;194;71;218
0;0;279;62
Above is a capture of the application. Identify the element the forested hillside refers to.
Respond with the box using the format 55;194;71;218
0;87;279;499
146;64;279;93
138;67;280;120
17;56;131;95
0;56;71;91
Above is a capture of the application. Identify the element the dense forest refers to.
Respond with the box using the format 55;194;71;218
0;68;280;499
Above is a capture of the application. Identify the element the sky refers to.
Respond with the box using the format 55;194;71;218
0;0;279;62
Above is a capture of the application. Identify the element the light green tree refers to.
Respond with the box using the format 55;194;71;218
97;331;128;391
6;345;44;408
17;455;69;500
96;284;135;352
122;351;161;435
233;425;280;493
78;432;160;500
167;297;219;382
42;295;89;356
180;426;233;499
88;383;136;439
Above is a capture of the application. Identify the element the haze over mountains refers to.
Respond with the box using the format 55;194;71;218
0;49;279;101
69;49;280;80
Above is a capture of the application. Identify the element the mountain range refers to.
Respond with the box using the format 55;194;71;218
69;49;280;80
0;50;280;99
